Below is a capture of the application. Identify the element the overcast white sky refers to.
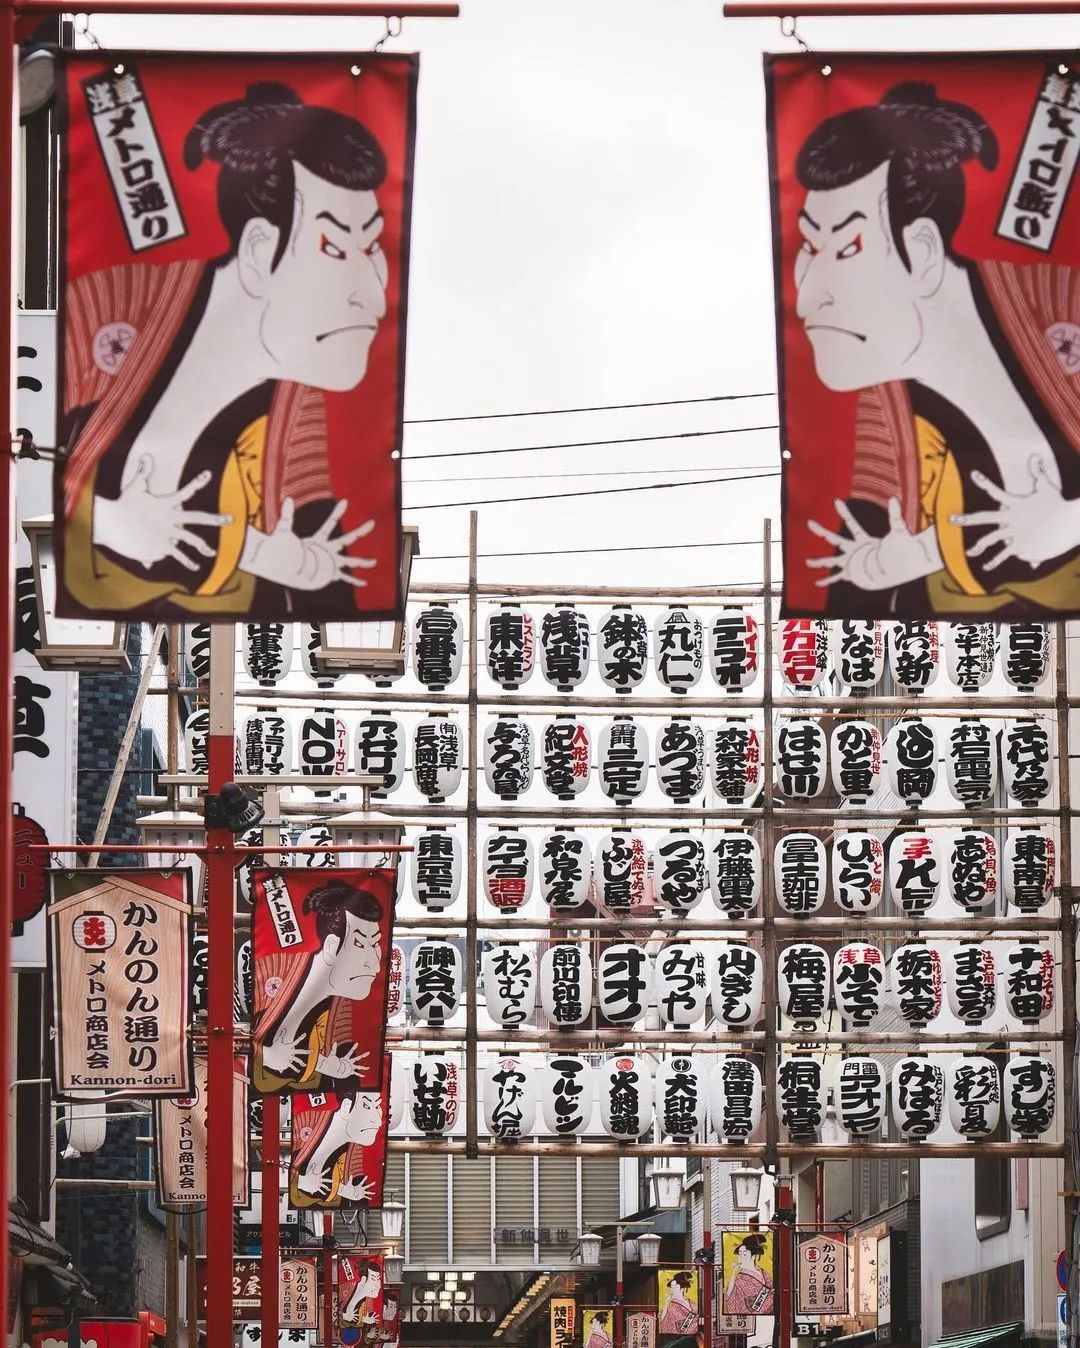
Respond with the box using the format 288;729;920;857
85;0;1080;592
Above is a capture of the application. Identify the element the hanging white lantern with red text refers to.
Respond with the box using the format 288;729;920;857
1002;718;1054;807
482;945;537;1029
184;707;209;776
947;1056;1001;1140
240;710;291;777
539;604;591;691
653;831;706;913
777;1057;828;1139
413;603;464;691
1001;623;1050;693
947;828;998;913
541;717;591;800
483;829;535;912
779;617;828;691
597;605;649;693
411;828;462;911
184;623;211;683
887;717;938;807
709;832;762;917
656;718;705;803
411;1056;461;1137
891;1056;944;1139
777;943;830;1026
775;718;828;799
655;943;708;1028
654;605;704;694
597;944;653;1026
297;710;348;793
830;720;883;805
409;942;463;1026
833;619;884;688
412;714;463;803
483;716;534;802
540;944;593;1029
1004;1055;1056;1138
945;717;998;807
1002;942;1055;1024
597;716;649;804
538;830;592;910
710;717;763;806
656;1056;708;1143
945;944;997;1026
946;622;997;693
888;829;942;917
386;943;405;1026
595;831;648;912
483;1057;538;1141
711;942;762;1030
835;1057;886;1137
709;608;759;692
1003;825;1056;914
243;622;293;686
600;1055;654;1140
774;833;827;916
890;943;943;1028
486;604;535;691
832;943;885;1028
355;714;406;799
889;620;941;693
832;831;884;913
541;1055;594;1136
709;1055;762;1143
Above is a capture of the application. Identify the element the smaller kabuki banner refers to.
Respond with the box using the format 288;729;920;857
55;51;418;622
280;1257;319;1330
583;1309;617;1348
252;868;396;1095
796;1234;849;1316
153;1054;249;1208
288;1062;390;1209
626;1313;657;1348
338;1252;384;1330
551;1299;577;1348
721;1231;775;1316
49;869;192;1098
768;53;1080;619
657;1268;699;1342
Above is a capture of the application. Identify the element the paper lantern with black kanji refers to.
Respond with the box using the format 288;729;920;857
413;603;464;691
600;1055;654;1139
654;943;708;1028
830;720;883;805
541;1055;594;1136
295;824;336;869
656;717;705;803
654;605;704;694
832;831;884;913
947;829;998;913
777;943;830;1026
184;707;209;775
540;943;593;1029
653;831;706;913
483;828;535;911
1002;941;1055;1024
299;621;343;688
597;605;649;693
777;1057;827;1139
540;604;591;691
541;716;590;800
190;931;209;1018
243;622;293;686
887;717;938;807
483;716;534;801
1003;825;1056;914
486;603;535;690
234;937;253;1024
833;943;885;1027
835;1057;886;1137
833;619;885;688
888;829;942;917
779;617;829;690
409;942;463;1025
891;1056;944;1140
709;607;759;692
945;717;998;807
595;830;648;912
1002;718;1054;807
775;718;828;799
184;622;211;683
656;1055;708;1142
947;1056;1001;1140
889;943;943;1028
1004;1055;1056;1138
710;717;763;806
413;714;463;803
235;825;291;906
412;828;462;911
411;1055;461;1137
889;620;941;693
389;1051;407;1129
709;1055;762;1143
355;714;406;799
1001;623;1050;692
240;710;292;777
946;622;998;693
598;716;649;804
538;830;592;910
774;833;827;916
945;944;997;1026
709;832;762;917
482;945;537;1028
597;944;653;1026
297;710;348;793
711;941;762;1029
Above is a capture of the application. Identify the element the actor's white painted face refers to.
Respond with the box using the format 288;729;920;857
795;162;926;392
326;913;382;999
344;1091;384;1145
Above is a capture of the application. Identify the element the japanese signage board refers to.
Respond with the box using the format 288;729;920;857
196;1256;262;1319
877;1235;892;1331
49;869;192;1098
288;1061;390;1209
279;1257;319;1330
551;1298;577;1348
796;1234;849;1316
55;51;417;622
721;1231;776;1316
626;1313;657;1348
153;1054;249;1207
767;53;1080;619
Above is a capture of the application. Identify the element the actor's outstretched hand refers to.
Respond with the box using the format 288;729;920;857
240;498;377;590
807;498;942;590
92;455;233;570
952;454;1080;571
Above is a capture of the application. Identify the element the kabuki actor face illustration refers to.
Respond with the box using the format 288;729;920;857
769;55;1080;619
289;1073;390;1210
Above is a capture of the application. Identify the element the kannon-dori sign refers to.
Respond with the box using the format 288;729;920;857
768;53;1080;619
55;51;417;622
153;1054;249;1208
796;1234;849;1316
279;1257;319;1331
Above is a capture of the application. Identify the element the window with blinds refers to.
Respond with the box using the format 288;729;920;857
493;1154;535;1267
452;1155;493;1263
409;1154;450;1264
539;1156;578;1262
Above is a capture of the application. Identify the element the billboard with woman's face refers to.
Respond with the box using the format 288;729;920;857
720;1231;775;1316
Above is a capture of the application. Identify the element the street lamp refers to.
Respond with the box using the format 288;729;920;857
636;1233;661;1267
729;1166;764;1214
380;1198;406;1242
22;516;130;671
316;525;420;676
650;1163;683;1212
383;1251;404;1285
329;811;407;872
578;1232;603;1266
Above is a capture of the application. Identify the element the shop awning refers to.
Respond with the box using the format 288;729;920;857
8;1203;94;1302
927;1320;1025;1348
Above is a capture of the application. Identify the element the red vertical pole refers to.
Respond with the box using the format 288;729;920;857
814;1163;824;1227
323;1212;336;1347
776;1178;794;1348
701;1233;714;1348
261;1092;281;1344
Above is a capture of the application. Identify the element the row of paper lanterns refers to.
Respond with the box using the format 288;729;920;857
401;1051;1055;1143
394;937;1055;1029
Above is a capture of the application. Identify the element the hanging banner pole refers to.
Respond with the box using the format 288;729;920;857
324;1211;336;1347
260;783;283;1347
724;0;1080;13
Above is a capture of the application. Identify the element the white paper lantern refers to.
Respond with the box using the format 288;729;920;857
1002;942;1055;1023
655;717;705;802
833;943;885;1027
540;604;591;691
540;717;591;799
299;621;343;688
656;1055;708;1142
243;622;293;686
888;717;938;807
597;716;649;803
184;707;209;775
1004;1055;1056;1137
774;833;827;916
710;717;763;806
944;717;998;807
890;943;943;1028
947;829;998;913
654;943;708;1028
295;824;336;869
777;943;830;1026
541;1055;594;1136
709;608;759;692
832;831;885;913
779;617;829;691
775;718;828;799
483;829;535;911
413;714;463;803
830;720;883;805
833;619;885;688
654;606;704;694
891;1056;944;1139
1002;718;1054;806
386;943;405;1024
945;944;997;1025
1001;623;1050;693
482;946;537;1028
413;603;464;691
597;605;649;693
947;1056;1001;1140
538;830;592;910
889;620;941;693
234;937;253;1024
947;623;998;693
540;944;593;1028
600;1055;653;1139
297;711;348;791
411;827;462;911
597;944;653;1026
595;830;648;912
835;1057;886;1137
389;1051;407;1130
411;1055;461;1136
889;829;942;917
483;716;534;801
486;604;535;690
409;941;463;1025
709;1055;761;1143
777;1056;828;1139
709;832;762;917
482;1057;537;1140
653;831;706;913
235;825;290;906
184;623;211;683
354;714;406;799
240;711;292;777
711;942;763;1030
1003;825;1056;914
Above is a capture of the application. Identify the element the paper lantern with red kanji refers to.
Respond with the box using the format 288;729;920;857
409;942;463;1025
483;1057;537;1140
830;720;883;805
1001;623;1050;693
775;718;828;799
12;808;48;928
483;716;534;801
541;1055;594;1136
600;1055;653;1139
1004;1054;1056;1138
711;941;762;1029
887;717;938;807
947;1056;1001;1140
889;943;943;1028
412;828;462;911
541;716;591;800
889;620;941;693
412;714;463;803
595;830;648;912
483;829;535;911
486;604;535;690
538;830;592;910
888;829;942;917
656;1055;708;1143
540;604;591;691
597;605;649;693
597;945;653;1026
710;717;763;806
413;603;464;691
597;716;649;804
540;943;593;1028
832;831;884;913
833;943;885;1027
243;622;293;686
709;832;762;917
779;617;828;690
777;1056;827;1139
297;710;348;793
946;622;997;693
777;942;830;1026
710;607;759;692
945;943;997;1025
891;1056;944;1139
1003;825;1056;914
654;606;704;694
654;943;708;1028
1002;718;1054;806
774;833;827;916
835;1057;886;1137
354;714;406;798
947;829;998;913
411;1055;460;1136
709;1055;762;1143
653;831;706;912
482;945;537;1028
833;619;885;688
945;717;998;807
386;943;405;1024
1002;942;1055;1024
655;717;705;803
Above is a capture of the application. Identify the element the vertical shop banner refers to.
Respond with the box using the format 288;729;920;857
720;1231;776;1316
154;1054;249;1208
288;1057;390;1209
767;53;1080;619
337;1252;384;1332
252;868;396;1094
55;51;417;623
626;1313;657;1348
582;1309;616;1348
796;1234;849;1316
49;869;192;1097
551;1299;577;1348
280;1256;320;1330
380;1285;402;1348
657;1269;700;1348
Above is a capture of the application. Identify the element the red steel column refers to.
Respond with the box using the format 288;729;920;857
324;1211;336;1347
261;1092;281;1344
776;1178;795;1348
701;1232;714;1348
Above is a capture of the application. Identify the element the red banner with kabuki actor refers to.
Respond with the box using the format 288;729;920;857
55;51;416;622
289;1067;389;1211
768;53;1080;618
337;1251;385;1333
252;868;396;1095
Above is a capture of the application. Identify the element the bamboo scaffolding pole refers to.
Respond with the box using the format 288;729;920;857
381;1139;1065;1159
379;1027;1060;1046
761;521;780;1174
465;511;480;1160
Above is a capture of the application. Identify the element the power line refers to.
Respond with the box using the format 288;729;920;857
406;468;780;512
404;423;779;463
413;537;784;561
403;391;777;425
404;462;774;485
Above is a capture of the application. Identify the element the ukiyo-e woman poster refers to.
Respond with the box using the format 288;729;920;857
55;51;416;621
768;53;1080;619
